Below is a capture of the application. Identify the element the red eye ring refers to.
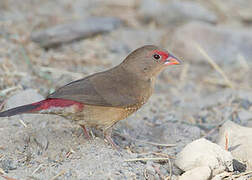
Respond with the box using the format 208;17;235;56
153;54;161;60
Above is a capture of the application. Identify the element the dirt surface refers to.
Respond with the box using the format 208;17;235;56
0;0;252;179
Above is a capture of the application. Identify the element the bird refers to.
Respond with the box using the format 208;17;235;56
0;45;181;148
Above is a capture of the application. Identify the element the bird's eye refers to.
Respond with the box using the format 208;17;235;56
153;54;161;60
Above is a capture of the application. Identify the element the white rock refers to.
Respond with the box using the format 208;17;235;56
217;121;252;170
179;166;211;180
6;89;44;109
175;138;233;176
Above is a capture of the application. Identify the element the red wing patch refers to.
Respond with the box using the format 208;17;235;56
30;98;84;112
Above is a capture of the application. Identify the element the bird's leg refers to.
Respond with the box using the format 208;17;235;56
80;124;91;139
103;127;118;149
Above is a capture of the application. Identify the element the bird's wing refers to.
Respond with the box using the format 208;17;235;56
47;70;142;107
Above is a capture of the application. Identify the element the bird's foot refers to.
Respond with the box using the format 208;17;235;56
80;124;91;139
105;134;119;150
104;130;119;150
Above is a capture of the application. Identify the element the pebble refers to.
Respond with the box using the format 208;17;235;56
175;138;233;176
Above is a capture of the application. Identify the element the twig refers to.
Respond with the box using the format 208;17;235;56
124;157;171;162
225;133;229;151
50;170;66;180
19;119;27;128
204;77;232;87
153;153;173;180
32;164;44;175
194;42;234;88
65;148;75;158
152;164;165;180
138;141;176;147
222;170;252;179
231;170;252;178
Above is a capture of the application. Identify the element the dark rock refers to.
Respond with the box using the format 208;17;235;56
31;17;122;48
233;159;246;173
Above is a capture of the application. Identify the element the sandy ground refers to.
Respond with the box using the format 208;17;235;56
0;0;252;179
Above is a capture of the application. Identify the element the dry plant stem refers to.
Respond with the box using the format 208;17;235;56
225;133;229;151
124;157;171;162
194;42;234;88
223;170;252;179
50;170;66;180
32;164;44;175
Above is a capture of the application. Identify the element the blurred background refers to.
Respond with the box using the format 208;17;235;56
0;0;252;179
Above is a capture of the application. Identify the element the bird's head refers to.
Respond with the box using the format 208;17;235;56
121;45;181;79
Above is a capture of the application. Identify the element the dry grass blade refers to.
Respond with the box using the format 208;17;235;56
124;157;171;162
223;170;252;179
194;42;234;88
50;170;66;180
231;170;252;178
138;141;176;147
32;164;44;175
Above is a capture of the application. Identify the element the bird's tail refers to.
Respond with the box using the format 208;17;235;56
0;102;40;117
0;98;84;117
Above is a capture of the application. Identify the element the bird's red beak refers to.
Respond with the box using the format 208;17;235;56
164;54;181;66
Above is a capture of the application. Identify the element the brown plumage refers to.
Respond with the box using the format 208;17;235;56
0;45;181;148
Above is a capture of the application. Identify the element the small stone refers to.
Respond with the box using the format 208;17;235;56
233;159;247;173
31;17;121;48
175;138;233;176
